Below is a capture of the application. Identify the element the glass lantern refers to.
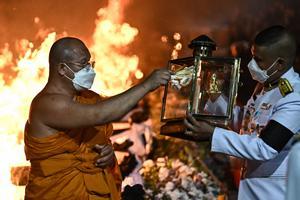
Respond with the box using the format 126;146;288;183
160;35;240;141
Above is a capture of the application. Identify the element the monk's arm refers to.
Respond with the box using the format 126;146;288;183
32;69;170;129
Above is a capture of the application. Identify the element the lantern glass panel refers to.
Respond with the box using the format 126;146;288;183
161;57;194;121
191;57;240;124
161;56;240;126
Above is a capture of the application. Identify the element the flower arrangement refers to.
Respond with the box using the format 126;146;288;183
140;157;221;200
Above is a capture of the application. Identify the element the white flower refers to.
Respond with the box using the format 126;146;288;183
157;162;166;167
193;173;203;182
196;190;205;199
172;177;179;182
190;184;199;194
165;181;175;191
181;177;190;189
142;159;155;173
188;191;196;196
207;186;218;193
171;159;184;169
157;157;166;163
141;158;220;199
181;192;190;200
139;168;145;175
143;159;155;168
158;167;169;181
167;189;182;200
156;157;167;167
199;171;208;178
155;193;164;199
190;167;197;173
145;189;153;195
178;165;193;178
122;177;134;189
202;178;208;185
203;192;214;199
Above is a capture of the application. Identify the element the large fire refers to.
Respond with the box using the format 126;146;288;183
0;0;142;199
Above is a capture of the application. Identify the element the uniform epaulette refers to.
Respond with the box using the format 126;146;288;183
279;78;293;97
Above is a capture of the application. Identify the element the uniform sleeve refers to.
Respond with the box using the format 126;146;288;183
211;127;278;160
271;92;300;133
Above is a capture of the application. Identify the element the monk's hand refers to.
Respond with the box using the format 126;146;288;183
183;113;215;141
94;144;116;168
142;68;171;91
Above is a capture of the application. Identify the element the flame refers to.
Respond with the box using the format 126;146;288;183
0;33;55;200
0;0;142;199
91;0;141;96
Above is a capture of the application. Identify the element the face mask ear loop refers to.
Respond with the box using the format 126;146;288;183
266;57;281;77
61;63;75;81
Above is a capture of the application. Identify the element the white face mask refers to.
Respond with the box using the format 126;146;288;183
247;58;279;83
63;63;96;91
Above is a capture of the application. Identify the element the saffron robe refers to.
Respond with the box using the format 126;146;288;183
24;91;122;200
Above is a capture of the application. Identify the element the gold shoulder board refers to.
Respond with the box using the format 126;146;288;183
279;78;293;97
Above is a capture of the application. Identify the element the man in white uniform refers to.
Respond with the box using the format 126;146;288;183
184;25;300;200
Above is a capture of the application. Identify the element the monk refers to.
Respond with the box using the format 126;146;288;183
24;37;171;199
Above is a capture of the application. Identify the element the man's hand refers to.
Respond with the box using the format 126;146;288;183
93;144;116;168
183;113;215;141
142;68;171;91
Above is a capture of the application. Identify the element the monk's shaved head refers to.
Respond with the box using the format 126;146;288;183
49;37;90;67
254;25;297;65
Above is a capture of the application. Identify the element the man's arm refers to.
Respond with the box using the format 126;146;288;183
31;69;170;130
210;127;279;160
184;115;279;161
184;91;300;161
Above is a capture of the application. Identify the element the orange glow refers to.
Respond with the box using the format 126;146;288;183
161;35;168;43
173;32;181;41
170;33;182;60
135;69;144;79
175;42;182;50
0;0;140;199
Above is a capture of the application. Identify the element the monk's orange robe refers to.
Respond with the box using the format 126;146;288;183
24;91;122;200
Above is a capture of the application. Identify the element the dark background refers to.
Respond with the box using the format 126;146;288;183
1;0;299;103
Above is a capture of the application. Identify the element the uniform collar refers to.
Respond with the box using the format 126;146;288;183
264;67;296;91
281;67;296;80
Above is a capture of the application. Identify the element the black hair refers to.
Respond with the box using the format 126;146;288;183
254;25;287;46
49;37;86;66
254;25;297;65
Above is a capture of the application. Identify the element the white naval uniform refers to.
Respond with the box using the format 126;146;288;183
286;141;300;200
210;67;300;200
